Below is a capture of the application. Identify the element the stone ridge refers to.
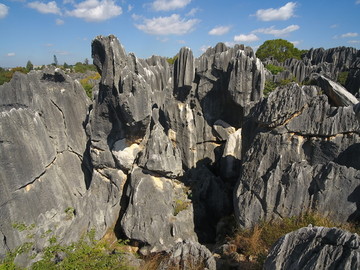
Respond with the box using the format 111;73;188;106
1;34;360;269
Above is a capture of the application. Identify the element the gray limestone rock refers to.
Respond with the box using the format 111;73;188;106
0;68;94;258
315;74;358;106
213;120;236;141
264;226;360;270
157;240;216;270
121;167;197;252
174;47;195;101
234;82;360;228
138;122;183;178
112;139;141;172
227;50;265;108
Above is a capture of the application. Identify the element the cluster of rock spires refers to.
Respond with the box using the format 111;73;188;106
1;34;360;268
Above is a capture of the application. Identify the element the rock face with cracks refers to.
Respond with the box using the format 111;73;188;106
1;34;360;269
264;226;360;270
0;67;124;264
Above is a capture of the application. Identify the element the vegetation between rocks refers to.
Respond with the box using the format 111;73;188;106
223;212;360;269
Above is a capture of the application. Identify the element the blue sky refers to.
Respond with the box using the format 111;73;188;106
0;0;359;67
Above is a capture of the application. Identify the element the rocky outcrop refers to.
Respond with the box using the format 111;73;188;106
265;46;360;97
314;74;359;106
0;68;99;262
88;36;266;249
264;226;360;270
157;240;216;270
2;34;360;268
234;81;360;228
120;167;196;253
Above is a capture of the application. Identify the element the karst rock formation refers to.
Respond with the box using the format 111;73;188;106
1;34;360;269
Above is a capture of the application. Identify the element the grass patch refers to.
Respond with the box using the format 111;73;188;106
173;199;190;216
0;229;135;270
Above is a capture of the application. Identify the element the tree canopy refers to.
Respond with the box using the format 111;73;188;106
256;39;305;63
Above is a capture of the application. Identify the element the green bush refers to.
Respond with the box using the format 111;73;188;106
337;71;349;86
0;67;28;85
74;63;97;73
265;64;285;75
263;77;297;97
166;55;178;65
79;72;100;99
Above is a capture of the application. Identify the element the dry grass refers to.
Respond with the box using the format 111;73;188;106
225;211;360;269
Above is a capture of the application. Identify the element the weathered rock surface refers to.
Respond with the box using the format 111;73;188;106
3;34;360;268
120;167;197;252
0;68;92;260
314;74;359;106
234;82;360;228
264;226;360;270
265;46;360;97
157;240;216;270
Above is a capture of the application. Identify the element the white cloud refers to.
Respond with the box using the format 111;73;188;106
131;13;142;20
341;32;358;38
253;25;300;37
177;40;186;44
255;2;297;21
7;52;15;57
44;43;54;47
186;7;199;16
54;50;70;55
234;33;259;43
128;4;133;12
56;18;64;25
135;14;199;35
66;0;122;22
209;26;231;36
152;0;191;11
330;24;339;29
290;40;300;46
356;0;360;4
0;3;9;19
224;41;235;47
156;37;169;42
348;40;360;44
28;1;61;15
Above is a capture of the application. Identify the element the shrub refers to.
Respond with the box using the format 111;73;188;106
74;63;97;73
166;55;178;65
265;64;285;75
79;72;100;99
337;71;349;86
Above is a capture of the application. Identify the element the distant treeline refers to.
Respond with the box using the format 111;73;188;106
0;62;98;86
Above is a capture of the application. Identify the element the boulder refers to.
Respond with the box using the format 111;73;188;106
157;240;216;270
264;226;360;270
315;74;358;106
121;167;197;252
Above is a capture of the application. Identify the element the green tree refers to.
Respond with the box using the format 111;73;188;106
84;58;89;65
256;39;303;63
26;60;33;71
